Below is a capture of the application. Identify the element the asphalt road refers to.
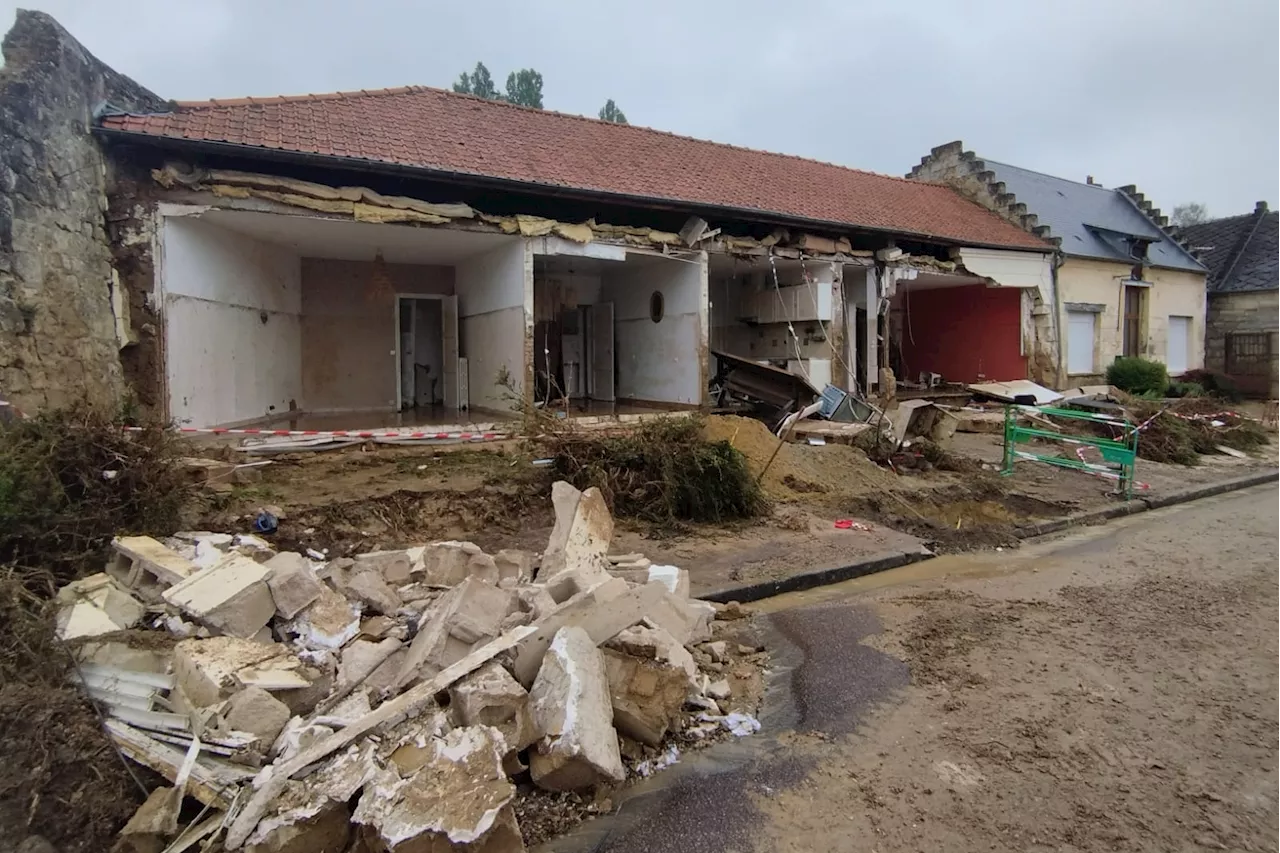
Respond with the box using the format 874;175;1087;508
545;483;1279;853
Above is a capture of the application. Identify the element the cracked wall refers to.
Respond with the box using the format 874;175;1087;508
0;11;167;412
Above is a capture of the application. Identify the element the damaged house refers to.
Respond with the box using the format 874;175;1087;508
4;12;1060;430
909;142;1209;385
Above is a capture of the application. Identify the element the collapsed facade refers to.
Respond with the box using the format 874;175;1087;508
2;12;1063;429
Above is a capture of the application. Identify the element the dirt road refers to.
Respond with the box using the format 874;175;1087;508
752;483;1279;853
553;483;1278;853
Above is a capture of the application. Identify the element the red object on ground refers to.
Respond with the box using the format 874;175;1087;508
834;519;872;531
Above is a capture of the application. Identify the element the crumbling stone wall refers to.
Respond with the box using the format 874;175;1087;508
0;10;167;413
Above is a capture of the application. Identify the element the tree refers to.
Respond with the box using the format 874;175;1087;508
452;62;500;100
598;99;628;124
1171;202;1210;227
504;69;544;109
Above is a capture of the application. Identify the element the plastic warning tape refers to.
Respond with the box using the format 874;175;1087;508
124;426;511;441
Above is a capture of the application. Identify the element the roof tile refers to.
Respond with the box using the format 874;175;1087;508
100;86;1048;250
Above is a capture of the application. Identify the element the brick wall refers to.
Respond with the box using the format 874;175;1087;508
0;11;167;413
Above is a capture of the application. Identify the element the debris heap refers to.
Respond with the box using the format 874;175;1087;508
58;481;763;852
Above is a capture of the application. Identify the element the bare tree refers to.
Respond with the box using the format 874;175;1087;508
1171;202;1210;227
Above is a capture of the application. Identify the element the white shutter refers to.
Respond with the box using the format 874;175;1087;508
1067;311;1096;375
1167;316;1190;374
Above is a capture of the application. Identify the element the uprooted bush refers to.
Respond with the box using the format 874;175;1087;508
0;406;188;582
1178;368;1244;402
1106;357;1169;396
1128;401;1270;465
546;417;767;528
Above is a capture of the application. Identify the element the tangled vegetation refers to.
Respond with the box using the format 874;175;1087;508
546;416;766;528
1129;401;1269;465
0;406;188;583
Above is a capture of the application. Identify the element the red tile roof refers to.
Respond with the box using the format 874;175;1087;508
100;86;1049;250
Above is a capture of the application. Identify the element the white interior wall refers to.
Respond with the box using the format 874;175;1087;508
457;239;530;412
709;259;837;366
600;253;707;404
162;216;302;426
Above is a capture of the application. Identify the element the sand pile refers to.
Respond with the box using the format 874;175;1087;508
702;415;898;501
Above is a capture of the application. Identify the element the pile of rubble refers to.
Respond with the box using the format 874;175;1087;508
55;481;764;852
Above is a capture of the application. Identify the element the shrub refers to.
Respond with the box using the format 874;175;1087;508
0;405;188;582
547;416;766;528
1179;369;1243;402
1106;357;1169;396
1165;381;1205;399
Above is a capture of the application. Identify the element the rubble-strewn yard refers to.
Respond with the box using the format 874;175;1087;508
41;479;767;853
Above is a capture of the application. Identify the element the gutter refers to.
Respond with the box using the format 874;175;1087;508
93;126;1053;255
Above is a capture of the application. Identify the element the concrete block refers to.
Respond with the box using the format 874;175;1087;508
449;661;538;753
541;481;614;578
113;535;198;585
528;626;625;791
609;624;698;685
224;686;292;745
163;555;275;638
610;565;690;599
264;552;323;619
353;726;517;850
602;647;689;747
54;573;145;641
340;569;403;616
641;587;709;646
417;541;500;587
493;549;535;585
354;550;412;585
172;637;285;708
394;577;518;689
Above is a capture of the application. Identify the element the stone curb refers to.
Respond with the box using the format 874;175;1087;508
698;470;1278;605
699;548;936;605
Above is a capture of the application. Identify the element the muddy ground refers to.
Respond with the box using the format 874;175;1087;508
186;415;1277;596
749;483;1279;853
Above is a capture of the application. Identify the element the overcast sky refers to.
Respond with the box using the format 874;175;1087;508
4;1;1277;217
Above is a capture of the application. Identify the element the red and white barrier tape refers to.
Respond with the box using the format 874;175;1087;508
1072;446;1150;490
124;425;511;441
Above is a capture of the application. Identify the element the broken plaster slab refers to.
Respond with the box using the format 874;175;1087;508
54;573;145;641
162;555;275;638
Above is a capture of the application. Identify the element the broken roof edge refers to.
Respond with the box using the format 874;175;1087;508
96;126;1053;253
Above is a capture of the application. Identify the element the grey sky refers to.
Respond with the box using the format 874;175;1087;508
5;0;1277;217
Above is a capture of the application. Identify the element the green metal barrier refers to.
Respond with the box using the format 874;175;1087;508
1001;404;1139;499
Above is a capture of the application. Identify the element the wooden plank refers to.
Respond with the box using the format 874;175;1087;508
113;536;197;586
224;624;537;848
105;720;254;809
109;706;192;732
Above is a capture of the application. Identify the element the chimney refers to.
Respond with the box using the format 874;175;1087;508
1256;201;1269;215
1086;175;1095;185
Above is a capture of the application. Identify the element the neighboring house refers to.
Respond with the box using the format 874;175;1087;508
909;142;1209;386
3;12;1056;427
1177;203;1279;398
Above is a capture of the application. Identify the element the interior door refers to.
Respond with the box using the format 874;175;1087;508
399;298;416;409
587;301;615;402
441;294;460;409
1167;316;1190;375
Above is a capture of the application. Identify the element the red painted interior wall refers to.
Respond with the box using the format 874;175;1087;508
896;285;1026;383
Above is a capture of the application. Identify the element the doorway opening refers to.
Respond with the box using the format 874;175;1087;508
396;294;463;413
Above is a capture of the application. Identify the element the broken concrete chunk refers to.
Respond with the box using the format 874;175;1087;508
602;647;689;747
417;540;500;587
163;555;275;638
354;726;517;850
493;549;535;586
706;679;732;701
703;641;728;663
113;535;198;586
264;552;324;619
119;785;181;846
54;573;145;640
528;626;625;791
286;585;361;651
340;569;403;616
225;686;292;745
448;661;538;753
173;636;289;708
245;804;350;853
686;599;716;644
354;550;413;585
393;577;518;690
541;481;614;579
609;624;698;685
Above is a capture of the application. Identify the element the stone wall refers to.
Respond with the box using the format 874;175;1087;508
0;10;167;413
1206;289;1279;397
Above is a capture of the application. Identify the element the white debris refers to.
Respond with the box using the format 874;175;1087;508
634;744;681;777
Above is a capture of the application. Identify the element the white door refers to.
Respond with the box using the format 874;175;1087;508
441;295;460;409
1167;316;1191;375
587;302;615;402
1067;311;1096;375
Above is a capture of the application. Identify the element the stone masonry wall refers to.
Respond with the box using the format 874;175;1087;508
0;10;167;413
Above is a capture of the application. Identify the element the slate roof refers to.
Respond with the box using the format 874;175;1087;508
1177;206;1278;293
978;161;1205;272
97;86;1049;251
